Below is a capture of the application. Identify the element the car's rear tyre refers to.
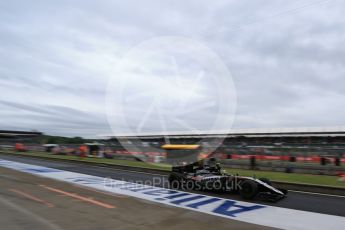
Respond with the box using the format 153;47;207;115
239;180;259;199
168;174;182;189
185;179;196;190
259;178;272;186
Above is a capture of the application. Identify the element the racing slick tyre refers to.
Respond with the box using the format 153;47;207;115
185;179;196;190
239;180;259;200
259;178;272;186
168;174;182;189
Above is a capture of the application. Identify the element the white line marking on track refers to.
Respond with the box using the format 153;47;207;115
289;190;345;198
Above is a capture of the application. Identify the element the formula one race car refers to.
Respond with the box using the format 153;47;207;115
168;158;287;202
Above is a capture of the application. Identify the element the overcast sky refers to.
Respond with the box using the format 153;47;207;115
1;0;345;137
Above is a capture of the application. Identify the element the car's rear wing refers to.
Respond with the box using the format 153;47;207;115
161;144;201;166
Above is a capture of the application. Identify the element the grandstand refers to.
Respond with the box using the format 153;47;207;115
108;128;345;174
110;127;345;152
0;130;42;143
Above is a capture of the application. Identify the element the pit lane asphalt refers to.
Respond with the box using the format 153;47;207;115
0;167;272;230
1;154;344;217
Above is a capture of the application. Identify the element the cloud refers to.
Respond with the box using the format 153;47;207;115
0;0;344;137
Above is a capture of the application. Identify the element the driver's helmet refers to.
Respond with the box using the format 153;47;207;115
208;157;217;168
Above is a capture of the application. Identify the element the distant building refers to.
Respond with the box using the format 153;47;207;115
0;130;43;144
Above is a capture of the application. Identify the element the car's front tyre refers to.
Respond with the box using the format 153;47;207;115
239;180;259;199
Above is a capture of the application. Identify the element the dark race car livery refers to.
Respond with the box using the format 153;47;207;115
168;162;287;202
